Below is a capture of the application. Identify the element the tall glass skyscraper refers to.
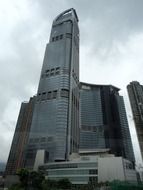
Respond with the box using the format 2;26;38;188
80;82;135;163
6;9;136;175
25;9;80;168
127;81;143;161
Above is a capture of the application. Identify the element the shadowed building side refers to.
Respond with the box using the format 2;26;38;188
80;82;135;164
5;96;36;175
127;81;143;162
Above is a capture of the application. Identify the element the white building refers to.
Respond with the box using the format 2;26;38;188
38;150;137;184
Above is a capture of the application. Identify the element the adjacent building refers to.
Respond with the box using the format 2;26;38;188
127;81;143;161
5;96;36;175
80;83;135;163
25;8;80;169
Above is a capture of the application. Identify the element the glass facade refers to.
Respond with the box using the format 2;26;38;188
39;160;98;184
5;97;36;175
80;83;135;163
116;95;135;163
127;81;143;161
25;9;80;168
80;84;105;150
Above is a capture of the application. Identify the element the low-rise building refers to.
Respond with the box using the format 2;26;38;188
38;150;137;184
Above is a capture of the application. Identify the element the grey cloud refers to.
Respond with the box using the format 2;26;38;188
1;0;143;163
31;0;143;59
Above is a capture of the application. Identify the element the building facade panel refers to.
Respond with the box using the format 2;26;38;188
25;9;80;168
127;81;143;161
80;82;135;163
5;97;36;175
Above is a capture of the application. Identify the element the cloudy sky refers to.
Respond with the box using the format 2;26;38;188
0;0;143;165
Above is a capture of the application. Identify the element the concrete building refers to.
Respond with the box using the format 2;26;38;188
80;83;135;163
127;81;143;161
5;96;36;175
38;150;137;184
25;8;80;169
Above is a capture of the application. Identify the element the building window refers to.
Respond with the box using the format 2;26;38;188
66;33;72;39
50;69;55;76
60;34;63;39
89;169;98;174
61;89;69;98
53;90;58;99
47;92;52;100
46;69;50;73
89;177;98;183
42;92;46;100
55;67;60;75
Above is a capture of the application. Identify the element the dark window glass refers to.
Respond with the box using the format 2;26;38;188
50;72;54;76
53;90;57;99
61;89;69;98
40;137;46;142
89;169;98;174
55;67;60;74
47;92;52;99
66;33;72;39
42;92;46;100
46;69;50;73
60;34;63;39
51;69;55;76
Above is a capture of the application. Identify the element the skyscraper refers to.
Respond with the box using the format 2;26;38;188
5;96;36;175
127;81;143;161
25;8;80;168
80;82;135;163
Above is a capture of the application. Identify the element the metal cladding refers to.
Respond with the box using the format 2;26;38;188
25;8;80;168
80;82;135;163
127;81;143;161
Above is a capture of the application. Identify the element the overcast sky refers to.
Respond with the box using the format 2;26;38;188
0;0;143;165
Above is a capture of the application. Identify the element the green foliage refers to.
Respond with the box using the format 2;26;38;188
110;180;143;190
30;171;45;189
16;168;29;188
42;179;57;190
57;178;71;189
9;183;24;190
16;168;45;190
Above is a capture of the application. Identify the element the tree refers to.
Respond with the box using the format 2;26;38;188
57;178;71;189
42;179;57;190
17;168;29;188
16;169;45;190
30;171;44;189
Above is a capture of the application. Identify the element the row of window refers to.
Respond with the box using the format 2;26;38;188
41;67;72;79
29;137;54;144
43;163;78;170
41;67;60;78
37;89;69;101
81;125;104;132
52;35;63;42
52;33;72;42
